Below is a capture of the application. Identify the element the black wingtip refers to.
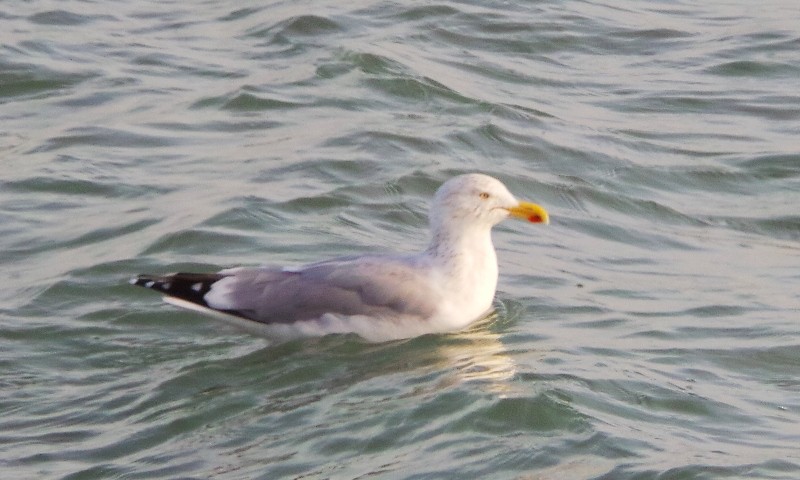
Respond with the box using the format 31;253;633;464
130;272;226;307
130;274;156;290
130;274;171;293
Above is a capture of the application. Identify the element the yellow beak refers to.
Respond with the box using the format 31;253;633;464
507;201;549;224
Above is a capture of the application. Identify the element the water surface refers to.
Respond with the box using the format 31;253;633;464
2;1;799;479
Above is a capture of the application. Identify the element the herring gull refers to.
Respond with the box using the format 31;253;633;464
131;173;549;342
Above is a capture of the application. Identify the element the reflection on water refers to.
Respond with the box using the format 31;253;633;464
436;312;518;395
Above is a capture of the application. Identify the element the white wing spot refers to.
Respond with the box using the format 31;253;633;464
191;283;203;292
144;281;155;288
162;282;171;290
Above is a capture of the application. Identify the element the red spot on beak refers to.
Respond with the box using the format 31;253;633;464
529;215;543;223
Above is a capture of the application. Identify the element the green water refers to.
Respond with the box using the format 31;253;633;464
2;1;799;479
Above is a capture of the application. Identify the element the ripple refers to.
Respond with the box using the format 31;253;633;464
27;10;111;26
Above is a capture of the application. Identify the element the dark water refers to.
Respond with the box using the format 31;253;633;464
2;1;799;479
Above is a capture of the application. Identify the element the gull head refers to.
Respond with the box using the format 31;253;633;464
429;173;549;233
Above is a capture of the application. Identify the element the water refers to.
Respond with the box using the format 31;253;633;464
2;0;799;478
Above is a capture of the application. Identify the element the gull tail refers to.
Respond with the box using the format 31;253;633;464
130;272;263;332
130;272;225;309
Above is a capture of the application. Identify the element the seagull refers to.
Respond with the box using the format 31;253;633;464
131;173;549;342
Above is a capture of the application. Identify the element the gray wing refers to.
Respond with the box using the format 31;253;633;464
202;256;441;324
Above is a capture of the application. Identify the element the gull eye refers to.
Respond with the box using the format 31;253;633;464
479;192;490;200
